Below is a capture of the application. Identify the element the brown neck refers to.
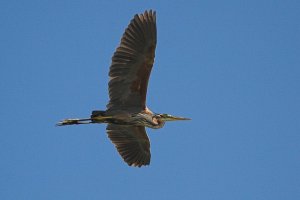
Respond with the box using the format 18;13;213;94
149;117;165;129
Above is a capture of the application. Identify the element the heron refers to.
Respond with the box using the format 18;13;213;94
57;10;190;167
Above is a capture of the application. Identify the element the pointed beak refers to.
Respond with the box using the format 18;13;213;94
163;116;191;121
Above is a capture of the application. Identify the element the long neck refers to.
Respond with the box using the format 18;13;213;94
147;117;165;129
154;119;165;129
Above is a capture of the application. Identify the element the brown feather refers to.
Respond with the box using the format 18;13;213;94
107;10;157;112
106;124;151;167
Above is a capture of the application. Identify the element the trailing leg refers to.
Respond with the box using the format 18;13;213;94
56;118;92;126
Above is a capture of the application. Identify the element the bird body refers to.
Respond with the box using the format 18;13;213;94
58;10;190;167
91;109;165;129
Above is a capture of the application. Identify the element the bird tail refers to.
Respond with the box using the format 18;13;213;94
91;110;106;118
91;110;113;123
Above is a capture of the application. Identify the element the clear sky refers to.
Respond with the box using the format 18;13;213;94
1;0;299;199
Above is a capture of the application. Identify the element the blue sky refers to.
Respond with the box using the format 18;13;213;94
1;0;299;199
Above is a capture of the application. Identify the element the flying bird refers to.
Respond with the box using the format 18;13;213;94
57;10;190;167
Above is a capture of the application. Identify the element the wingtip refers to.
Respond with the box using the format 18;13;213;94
129;162;150;168
142;9;156;17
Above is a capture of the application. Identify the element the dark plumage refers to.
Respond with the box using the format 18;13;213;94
107;10;157;111
58;10;190;167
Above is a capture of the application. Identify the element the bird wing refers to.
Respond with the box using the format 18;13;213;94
106;124;151;167
107;10;157;112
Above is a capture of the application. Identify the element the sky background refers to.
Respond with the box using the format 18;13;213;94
1;0;299;199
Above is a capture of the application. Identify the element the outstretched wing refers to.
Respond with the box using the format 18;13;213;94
107;10;157;111
106;124;151;167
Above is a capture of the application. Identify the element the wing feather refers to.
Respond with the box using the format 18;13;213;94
107;10;157;112
106;124;151;167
